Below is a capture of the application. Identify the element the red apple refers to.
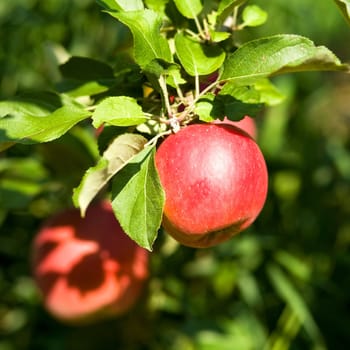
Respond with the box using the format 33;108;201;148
31;201;149;324
155;123;268;248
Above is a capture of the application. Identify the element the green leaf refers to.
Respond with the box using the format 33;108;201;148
267;263;325;345
92;96;147;128
195;93;262;122
195;93;216;122
109;9;172;69
173;0;202;18
214;95;262;120
220;34;349;84
220;78;285;106
143;59;186;89
111;146;165;251
144;0;169;15
0;103;91;145
333;0;350;25
251;79;285;105
73;133;147;217
209;30;231;43
0;91;66;119
175;33;226;76
0;91;80;150
166;65;187;87
96;0;144;11
57;81;114;97
57;56;116;96
241;5;268;27
217;0;248;24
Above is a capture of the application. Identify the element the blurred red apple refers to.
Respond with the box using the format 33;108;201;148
31;201;149;324
155;123;268;248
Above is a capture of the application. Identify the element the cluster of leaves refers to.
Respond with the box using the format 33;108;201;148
1;1;350;350
0;0;349;251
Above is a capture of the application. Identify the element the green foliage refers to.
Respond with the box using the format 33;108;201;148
92;97;147;127
333;0;350;25
1;0;350;349
241;5;268;28
2;0;347;251
219;34;347;83
173;0;203;19
174;33;226;76
0;102;91;145
97;0;144;12
108;9;173;69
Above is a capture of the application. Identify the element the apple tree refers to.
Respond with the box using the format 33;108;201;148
1;0;350;349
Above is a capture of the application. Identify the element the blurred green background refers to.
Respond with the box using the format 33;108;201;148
1;0;350;349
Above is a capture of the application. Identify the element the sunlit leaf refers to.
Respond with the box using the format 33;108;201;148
173;0;202;18
195;92;262;122
195;93;216;122
144;0;169;14
220;34;349;84
217;0;248;24
175;33;226;76
96;0;144;11
73;133;147;216
112;146;165;250
0;103;91;144
109;9;172;69
220;78;285;106
143;59;186;89
92;96;147;128
241;5;268;27
209;30;231;43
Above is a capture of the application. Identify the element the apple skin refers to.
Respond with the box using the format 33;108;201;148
31;201;149;325
155;123;268;248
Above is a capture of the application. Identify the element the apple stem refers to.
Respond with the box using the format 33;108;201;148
144;129;172;148
202;18;211;41
176;85;184;101
231;7;240;30
195;72;200;100
177;79;221;123
158;75;173;119
193;15;205;40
